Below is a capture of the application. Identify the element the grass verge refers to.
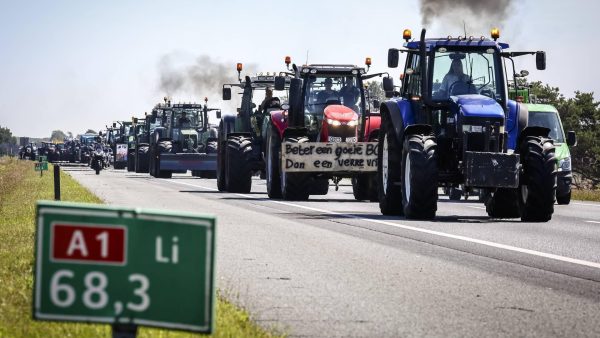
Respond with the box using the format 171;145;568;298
0;157;282;338
572;188;600;202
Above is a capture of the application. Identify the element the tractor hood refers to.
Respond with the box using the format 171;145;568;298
323;105;358;123
451;95;504;119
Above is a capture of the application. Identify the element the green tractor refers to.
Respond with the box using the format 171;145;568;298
149;98;220;179
127;117;144;172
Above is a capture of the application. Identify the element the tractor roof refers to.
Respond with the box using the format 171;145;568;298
172;103;203;109
404;38;509;51
299;64;366;75
525;103;558;113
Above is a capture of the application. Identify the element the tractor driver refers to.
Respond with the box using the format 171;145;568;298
259;87;280;113
178;111;191;127
339;76;360;110
438;58;473;97
317;78;339;104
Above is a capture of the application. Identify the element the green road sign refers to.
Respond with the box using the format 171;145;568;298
35;162;49;171
33;201;216;333
37;155;48;162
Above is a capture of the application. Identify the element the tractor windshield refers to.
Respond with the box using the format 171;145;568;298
173;108;201;128
528;110;565;143
431;48;503;101
304;75;363;117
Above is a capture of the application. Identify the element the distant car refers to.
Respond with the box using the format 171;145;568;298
526;104;577;205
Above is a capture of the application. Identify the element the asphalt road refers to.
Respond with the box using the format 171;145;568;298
64;167;600;337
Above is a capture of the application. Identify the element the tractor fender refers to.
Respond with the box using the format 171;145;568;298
404;124;434;138
380;101;404;144
152;127;168;144
506;100;529;150
516;126;550;154
363;115;381;141
269;110;288;139
219;115;236;142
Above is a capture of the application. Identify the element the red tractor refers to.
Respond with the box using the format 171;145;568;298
266;57;388;200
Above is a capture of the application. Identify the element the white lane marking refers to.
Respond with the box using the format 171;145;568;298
585;221;600;224
466;206;486;210
572;202;600;207
167;180;600;270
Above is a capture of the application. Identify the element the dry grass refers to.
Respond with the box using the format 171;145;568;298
0;157;283;338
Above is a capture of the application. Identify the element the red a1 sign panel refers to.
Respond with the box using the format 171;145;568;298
51;224;126;265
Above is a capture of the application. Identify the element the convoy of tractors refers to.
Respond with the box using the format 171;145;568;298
20;28;577;221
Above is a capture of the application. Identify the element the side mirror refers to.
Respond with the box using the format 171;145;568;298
372;99;380;108
112;122;116;128
281;103;290;110
274;76;286;91
222;87;231;100
567;130;577;147
388;49;399;68
382;77;394;92
216;110;222;119
536;51;546;70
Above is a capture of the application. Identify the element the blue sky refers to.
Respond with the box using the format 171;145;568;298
0;0;597;137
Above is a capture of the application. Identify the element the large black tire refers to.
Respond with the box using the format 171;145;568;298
401;134;438;219
485;188;521;218
135;145;150;173
352;175;370;200
518;136;557;222
266;125;282;198
377;120;403;215
216;140;227;191
156;141;173;179
206;141;218;154
225;136;253;193
557;191;571;205
449;187;462;201
127;150;135;172
194;140;218;178
281;136;311;201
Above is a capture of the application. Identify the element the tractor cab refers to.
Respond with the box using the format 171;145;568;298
167;103;204;152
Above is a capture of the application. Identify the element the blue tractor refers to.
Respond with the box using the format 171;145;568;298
379;28;556;221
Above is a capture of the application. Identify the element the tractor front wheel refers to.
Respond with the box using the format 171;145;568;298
281;136;311;201
401;133;438;219
377;120;403;215
519;136;557;222
266;125;282;198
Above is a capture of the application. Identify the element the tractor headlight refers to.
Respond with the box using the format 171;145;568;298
327;118;342;127
347;120;358;127
462;125;484;133
558;156;571;171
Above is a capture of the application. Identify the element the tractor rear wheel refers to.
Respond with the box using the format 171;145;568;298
216;140;226;191
485;188;521;218
401;133;438;219
156;141;172;179
127;150;135;172
225;136;253;193
135;145;150;173
352;175;370;201
266;125;282;198
377;120;403;215
519;136;557;222
281;136;311;201
449;187;462;201
557;191;571;205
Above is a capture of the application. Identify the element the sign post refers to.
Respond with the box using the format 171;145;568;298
35;158;49;177
33;201;216;335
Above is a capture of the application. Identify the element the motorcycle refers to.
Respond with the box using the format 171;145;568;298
91;145;105;175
